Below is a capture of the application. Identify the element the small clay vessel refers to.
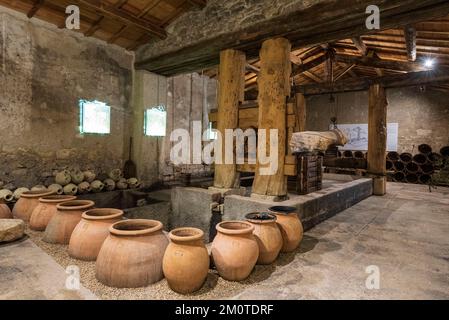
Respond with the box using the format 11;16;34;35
245;212;283;265
13;187;29;200
163;228;210;294
69;208;124;261
43;200;95;244
96;219;169;288
269;206;304;253
0;201;12;219
13;190;56;222
211;221;259;281
29;195;77;231
48;184;64;195
0;189;14;202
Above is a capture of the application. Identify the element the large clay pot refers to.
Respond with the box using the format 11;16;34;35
69;208;124;261
13;190;56;222
29;195;77;231
245;212;283;265
96;219;169;288
211;221;259;281
269;206;304;253
163;227;209;294
43;200;95;244
0;202;12;219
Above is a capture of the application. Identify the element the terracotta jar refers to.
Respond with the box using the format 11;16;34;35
0;202;12;219
43;200;95;244
269;206;304;253
30;195;77;231
211;221;259;281
96;219;169;288
163;227;209;294
245;212;283;265
68;208;124;261
13;190;56;222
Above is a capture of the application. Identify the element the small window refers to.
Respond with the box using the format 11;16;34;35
206;122;218;140
144;105;167;137
79;100;111;134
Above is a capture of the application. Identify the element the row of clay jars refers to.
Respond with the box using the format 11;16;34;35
96;219;169;288
30;195;77;231
43;200;95;244
12;190;56;221
68;208;124;261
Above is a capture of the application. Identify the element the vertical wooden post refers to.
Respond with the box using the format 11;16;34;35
213;49;246;189
295;93;307;132
252;38;291;197
367;84;388;196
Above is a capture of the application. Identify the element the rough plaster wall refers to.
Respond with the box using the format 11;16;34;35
0;7;133;189
306;87;449;153
136;0;312;61
132;71;217;186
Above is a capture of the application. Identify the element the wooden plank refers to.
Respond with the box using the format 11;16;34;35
213;49;246;189
27;0;45;18
252;38;291;197
352;36;367;55
334;54;428;72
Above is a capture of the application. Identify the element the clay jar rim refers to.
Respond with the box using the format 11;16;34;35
21;190;56;199
110;219;163;236
268;206;297;215
245;212;277;224
169;227;204;242
56;200;95;211
216;221;254;235
82;208;124;221
39;195;77;204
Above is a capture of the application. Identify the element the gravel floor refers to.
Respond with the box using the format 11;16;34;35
26;225;297;300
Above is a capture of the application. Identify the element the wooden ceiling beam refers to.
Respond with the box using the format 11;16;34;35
334;54;429;72
303;70;323;83
295;66;449;95
74;0;167;39
292;53;328;76
404;25;417;61
334;63;356;81
27;0;45;18
352;36;367;55
187;0;207;9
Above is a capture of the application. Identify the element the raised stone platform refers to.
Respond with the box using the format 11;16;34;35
224;177;373;231
170;175;374;241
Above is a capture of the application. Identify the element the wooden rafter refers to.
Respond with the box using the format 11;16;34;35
74;0;167;39
334;54;429;72
27;0;45;18
187;0;207;8
352;36;367;55
334;64;356;81
404;25;417;61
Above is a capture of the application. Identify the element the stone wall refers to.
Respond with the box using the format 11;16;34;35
131;71;217;186
0;7;134;189
306;87;449;154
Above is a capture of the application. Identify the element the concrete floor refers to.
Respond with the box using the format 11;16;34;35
0;182;448;300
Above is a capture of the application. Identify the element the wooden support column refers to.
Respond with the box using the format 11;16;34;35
252;38;291;198
213;49;246;189
367;84;388;196
295;93;306;132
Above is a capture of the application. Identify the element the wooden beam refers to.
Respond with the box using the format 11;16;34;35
334;54;428;72
292;53;328;76
334;64;356;81
27;0;45;19
84;16;104;36
295;93;306;132
245;63;260;74
252;38;291;197
187;0;207;8
352;36;367;55
303;70;323;83
404;25;417;61
213;49;246;189
135;0;449;75
75;0;167;39
367;84;388;196
290;53;302;65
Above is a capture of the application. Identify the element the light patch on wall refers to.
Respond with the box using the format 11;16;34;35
144;105;166;137
416;129;432;136
79;100;111;134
